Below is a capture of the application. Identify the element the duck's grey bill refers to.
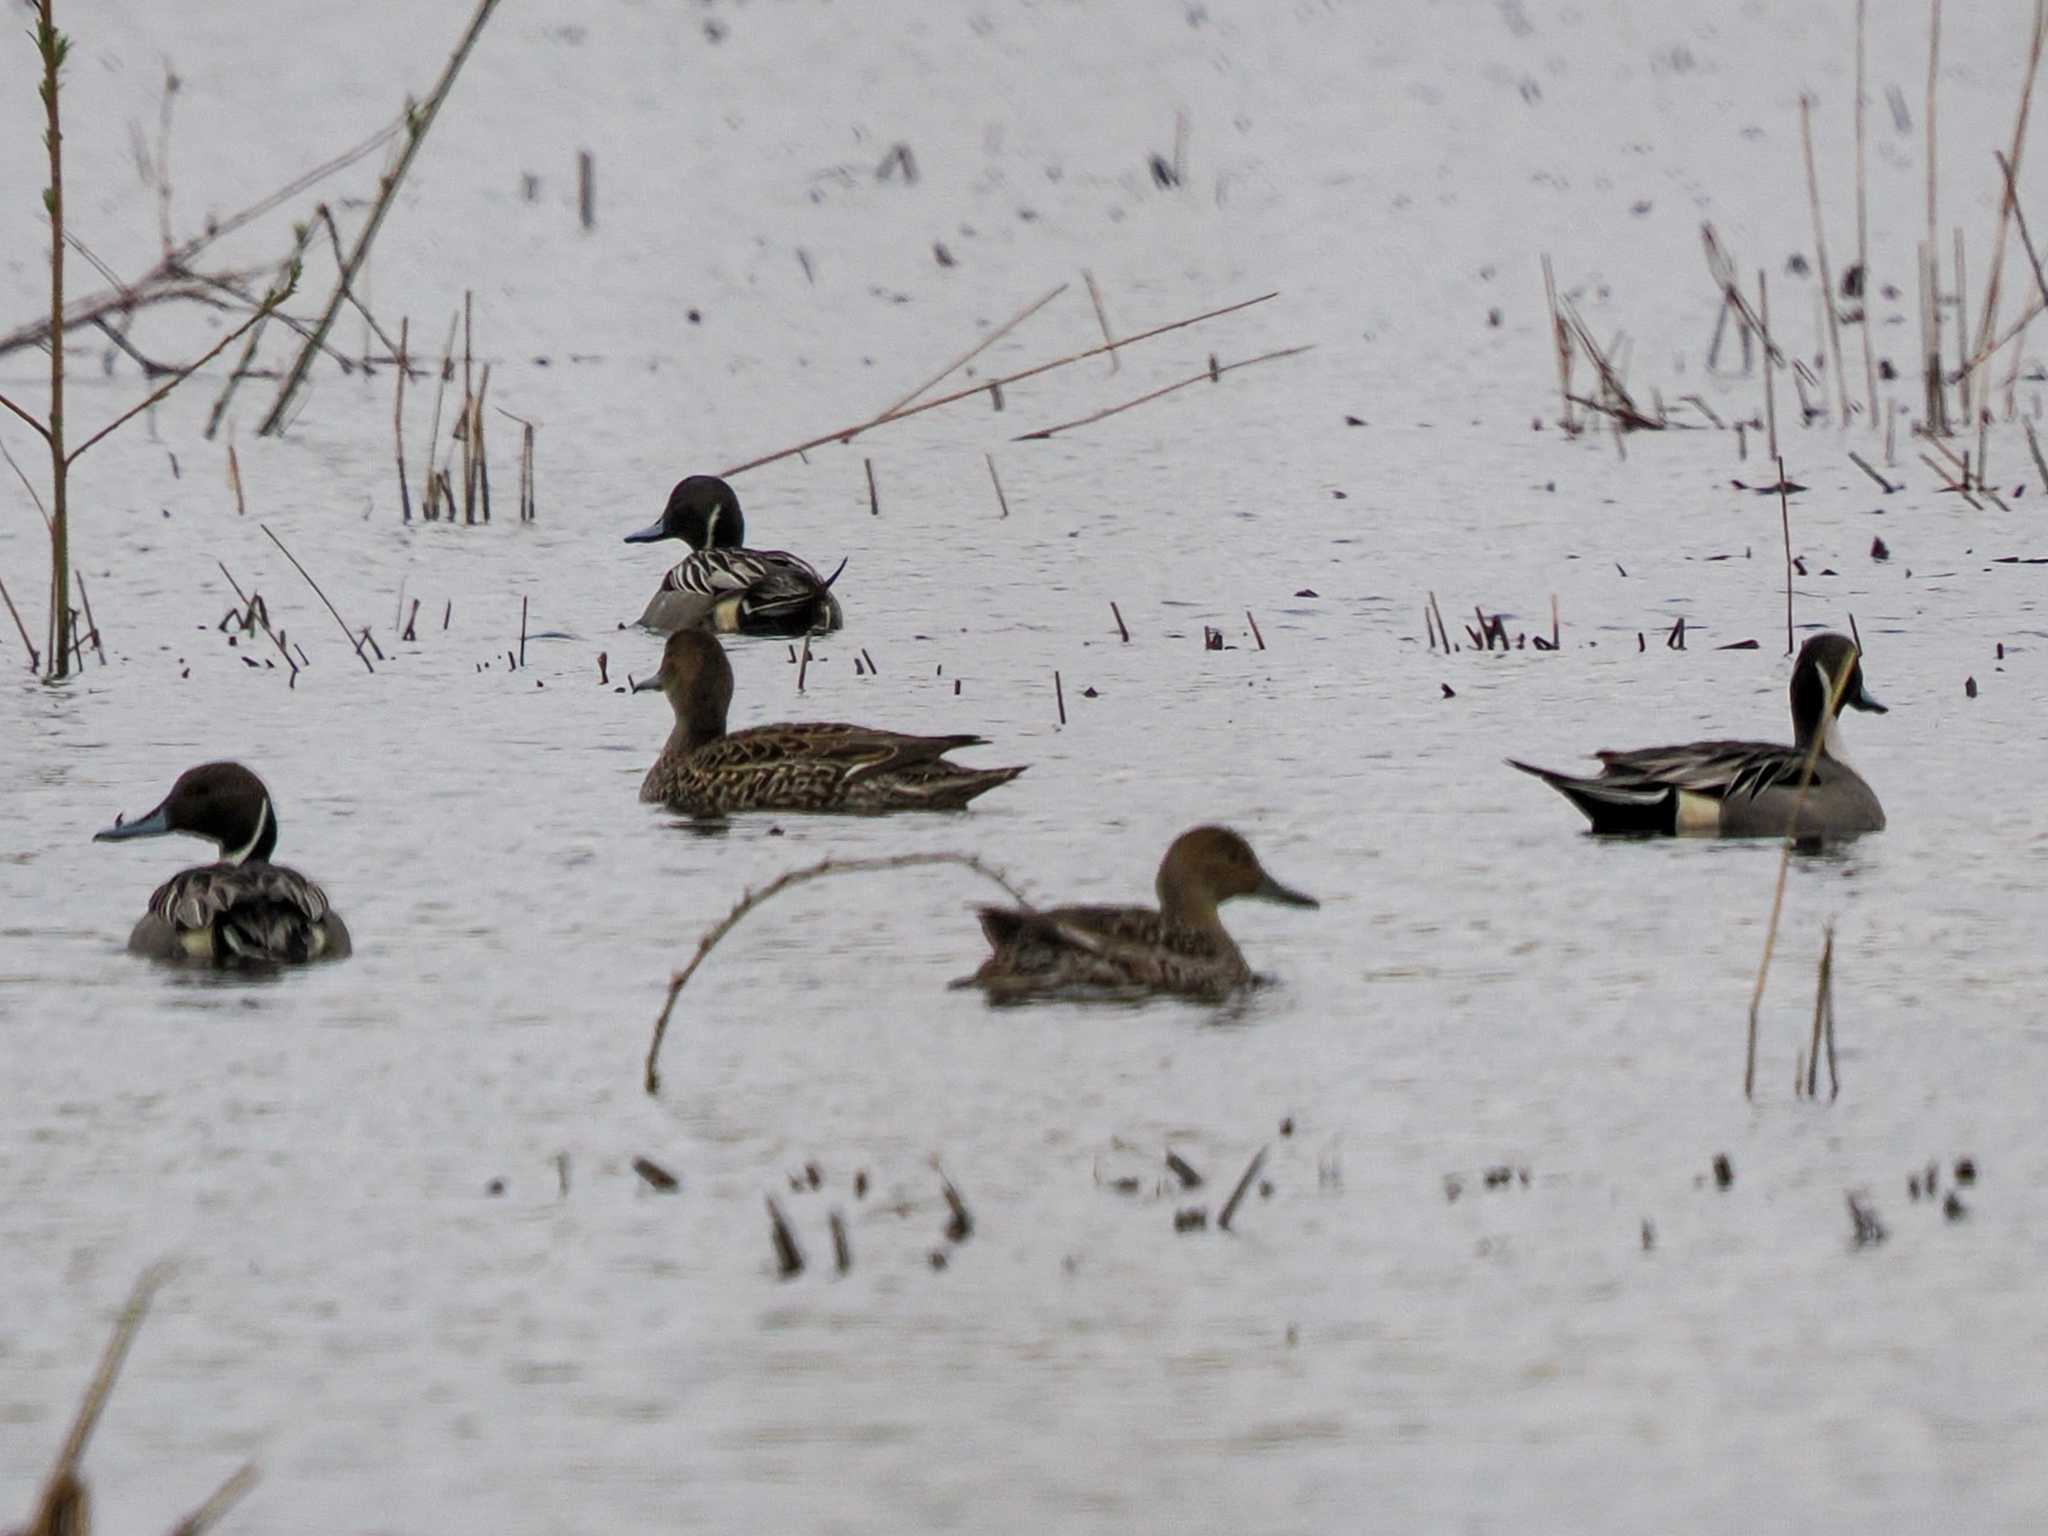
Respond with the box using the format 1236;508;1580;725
1257;874;1320;909
93;805;171;842
1853;685;1887;714
630;672;663;692
622;519;669;544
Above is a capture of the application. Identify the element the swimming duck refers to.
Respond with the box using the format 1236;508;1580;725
634;628;1025;813
625;475;845;637
93;762;352;963
957;825;1319;1003
1508;631;1887;838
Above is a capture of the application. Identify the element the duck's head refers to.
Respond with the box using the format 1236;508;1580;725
632;628;735;741
1155;825;1319;923
623;475;745;550
95;761;278;865
1791;632;1885;751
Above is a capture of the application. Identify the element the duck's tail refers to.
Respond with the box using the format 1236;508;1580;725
1505;757;1673;835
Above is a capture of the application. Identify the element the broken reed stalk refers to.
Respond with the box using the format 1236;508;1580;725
73;571;102;664
0;569;40;669
716;290;1280;479
864;456;879;516
421;309;458;519
1760;270;1778;459
1799;96;1851;425
1082;268;1119;371
204;222;315;440
226;443;245;516
869;281;1070;423
1217;1145;1268;1232
1972;1;2048;392
984;452;1009;517
256;0;504;434
393;315;411;520
2027;418;2048;489
1053;668;1065;723
1246;609;1265;650
765;1197;804;1278
1013;344;1313;440
165;1463;261;1536
260;522;374;672
644;853;1029;1093
36;1264;170;1516
517;593;526;668
1855;0;1879;423
1804;921;1837;1099
1743;655;1857;1099
1778;456;1794;655
1541;253;1575;432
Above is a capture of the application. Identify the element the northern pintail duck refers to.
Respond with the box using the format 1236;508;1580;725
93;762;352;963
625;475;845;637
1508;632;1887;838
957;825;1319;1003
634;629;1025;813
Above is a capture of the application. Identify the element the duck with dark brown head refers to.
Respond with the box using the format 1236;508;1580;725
94;763;351;965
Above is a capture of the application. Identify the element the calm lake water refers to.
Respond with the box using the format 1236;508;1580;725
5;0;2048;1530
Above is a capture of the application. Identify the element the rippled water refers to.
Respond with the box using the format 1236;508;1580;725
6;0;2048;1530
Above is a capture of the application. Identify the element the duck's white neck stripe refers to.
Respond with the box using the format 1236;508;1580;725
1813;657;1850;762
223;797;270;865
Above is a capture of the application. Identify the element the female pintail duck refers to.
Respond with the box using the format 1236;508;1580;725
634;628;1025;814
93;762;352;963
625;474;845;638
956;826;1319;1003
1508;631;1888;838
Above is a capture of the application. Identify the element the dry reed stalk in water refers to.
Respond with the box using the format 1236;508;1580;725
421;309;458;519
1012;345;1312;440
1542;254;1575;432
1800;97;1852;424
864;456;879;516
643;852;1028;1093
1083;268;1120;371
1760;270;1779;459
393;315;411;521
1804;922;1838;1099
260;522;374;672
73;572;103;664
1054;668;1066;723
1855;0;1879;422
1743;655;1856;1099
870;282;1069;423
1971;1;2048;390
766;1197;803;1278
1847;450;1896;492
717;291;1280;478
257;0;504;434
1217;1145;1268;1232
985;452;1009;518
226;443;245;516
1778;456;1794;654
0;569;39;669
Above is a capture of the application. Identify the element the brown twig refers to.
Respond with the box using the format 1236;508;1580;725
260;523;374;672
644;853;1029;1094
1012;345;1312;440
1217;1145;1268;1232
868;281;1069;423
258;0;504;434
0;568;41;669
1800;96;1852;425
1083;269;1119;371
717;291;1281;479
985;452;1009;518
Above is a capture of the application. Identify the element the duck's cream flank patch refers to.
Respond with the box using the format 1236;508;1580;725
1675;789;1720;835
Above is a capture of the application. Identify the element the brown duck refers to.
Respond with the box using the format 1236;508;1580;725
957;825;1318;1003
634;629;1026;813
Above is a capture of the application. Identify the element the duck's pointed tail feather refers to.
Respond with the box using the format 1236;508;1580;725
1505;757;1673;834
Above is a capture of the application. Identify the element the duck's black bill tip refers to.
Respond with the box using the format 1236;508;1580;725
622;519;669;544
1852;688;1888;714
93;806;170;843
1258;875;1319;909
630;673;663;692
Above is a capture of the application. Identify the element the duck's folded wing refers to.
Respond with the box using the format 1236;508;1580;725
1594;738;1812;801
705;722;989;778
151;863;334;962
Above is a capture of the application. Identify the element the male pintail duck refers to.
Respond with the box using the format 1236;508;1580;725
1508;631;1887;838
93;762;352;963
634;628;1025;813
956;825;1319;1003
625;474;845;637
